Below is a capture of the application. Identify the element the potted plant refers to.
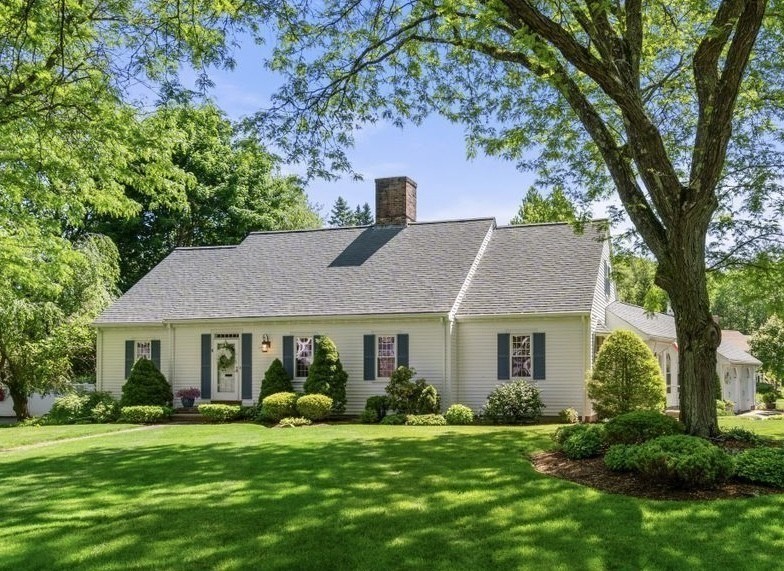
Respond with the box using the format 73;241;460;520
175;387;201;408
763;391;778;411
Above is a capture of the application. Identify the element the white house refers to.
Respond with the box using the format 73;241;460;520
95;176;614;418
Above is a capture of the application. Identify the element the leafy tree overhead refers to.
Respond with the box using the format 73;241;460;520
709;259;784;334
509;188;576;225
750;315;784;383
258;0;783;436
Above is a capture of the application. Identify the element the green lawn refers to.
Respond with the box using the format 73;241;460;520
0;420;783;571
0;423;137;449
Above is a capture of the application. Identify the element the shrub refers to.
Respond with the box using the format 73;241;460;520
558;408;579;424
86;392;120;423
586;330;665;419
716;399;735;417
735;447;784;488
482;380;544;424
445;404;474;425
604;411;684;445
379;413;407;425
715;426;766;446
48;394;90;424
120;358;173;407
365;395;390;422
553;423;587;446
238;405;257;421
296;394;333;421
404;414;447;426
385;366;441;414
303;337;348;413
119;405;172;424
359;407;380;424
198;404;242;423
279;417;312;427
634;435;735;489
260;392;298;422
260;358;293;401
757;382;777;395
561;425;605;459
763;392;778;407
604;444;641;472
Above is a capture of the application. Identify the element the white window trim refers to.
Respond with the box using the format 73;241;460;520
135;340;152;363
665;353;672;394
376;334;397;379
510;333;533;379
294;336;314;379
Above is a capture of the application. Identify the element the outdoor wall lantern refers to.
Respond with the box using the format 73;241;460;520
261;334;271;353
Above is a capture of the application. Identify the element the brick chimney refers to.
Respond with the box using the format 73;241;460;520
375;176;417;226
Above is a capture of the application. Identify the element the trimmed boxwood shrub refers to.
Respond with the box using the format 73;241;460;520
553;423;588;446
279;417;312;427
379;413;407;425
87;392;121;423
296;394;333;421
558;408;579;424
482;380;544;424
634;435;735;489
238;405;257;420
604;444;641;472
359;408;379;424
260;359;293;401
198;404;242;423
587;330;665;419
364;395;390;422
716;426;766;446
404;414;447;426
445;404;474;425
604;411;684;445
735;447;784;488
561;425;605;459
260;392;298;422
120;405;172;424
120;358;173;407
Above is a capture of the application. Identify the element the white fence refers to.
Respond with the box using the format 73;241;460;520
0;384;95;418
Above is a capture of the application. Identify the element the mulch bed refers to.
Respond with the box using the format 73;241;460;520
530;450;780;501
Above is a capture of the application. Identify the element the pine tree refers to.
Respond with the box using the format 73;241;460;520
260;358;294;400
356;203;374;225
328;197;355;227
303;336;348;413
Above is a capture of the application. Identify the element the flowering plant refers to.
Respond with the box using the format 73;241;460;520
175;387;201;399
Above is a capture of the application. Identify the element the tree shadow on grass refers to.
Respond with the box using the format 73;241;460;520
0;426;783;570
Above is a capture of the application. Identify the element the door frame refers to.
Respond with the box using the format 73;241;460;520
213;334;241;401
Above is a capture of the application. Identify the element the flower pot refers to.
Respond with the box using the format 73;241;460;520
181;397;195;408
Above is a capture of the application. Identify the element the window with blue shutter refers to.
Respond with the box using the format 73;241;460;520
533;333;546;380
241;333;252;399
497;334;510;380
363;335;376;380
282;336;294;378
500;333;546;380
201;334;212;399
125;340;135;379
151;340;161;371
397;334;409;368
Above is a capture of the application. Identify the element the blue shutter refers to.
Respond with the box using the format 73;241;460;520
201;334;212;399
125;340;135;379
497;334;510;380
241;333;252;400
397;334;409;368
151;340;161;371
282;336;294;378
364;335;376;381
533;333;546;380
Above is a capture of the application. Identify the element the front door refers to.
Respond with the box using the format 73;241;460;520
214;335;240;400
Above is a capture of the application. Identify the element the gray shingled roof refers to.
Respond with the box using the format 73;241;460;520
96;219;494;324
457;223;607;315
607;302;761;365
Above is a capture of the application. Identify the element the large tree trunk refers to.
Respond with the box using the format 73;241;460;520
8;383;30;421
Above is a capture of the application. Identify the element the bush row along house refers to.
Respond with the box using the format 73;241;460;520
94;176;760;417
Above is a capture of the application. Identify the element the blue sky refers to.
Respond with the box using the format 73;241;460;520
175;36;574;225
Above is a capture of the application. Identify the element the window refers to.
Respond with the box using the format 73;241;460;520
295;337;313;378
511;335;532;378
135;341;151;362
377;335;396;378
665;353;672;394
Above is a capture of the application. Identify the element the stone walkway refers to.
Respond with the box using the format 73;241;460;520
2;424;167;453
736;409;784;420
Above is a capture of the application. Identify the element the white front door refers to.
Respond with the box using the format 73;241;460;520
214;335;240;400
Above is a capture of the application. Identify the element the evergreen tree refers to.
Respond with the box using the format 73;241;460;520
303;337;348;413
328;197;355;227
260;358;294;400
356;203;374;225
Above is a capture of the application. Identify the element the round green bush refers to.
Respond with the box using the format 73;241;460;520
120;358;173;407
48;394;90;424
260;358;293;400
86;392;120;423
404;414;447;426
198;404;242;423
296;394;333;421
634;435;734;489
379;413;407;425
604;444;641;472
735;447;784;488
561;425;605;459
359;407;379;424
482;380;544;424
385;367;440;414
278;417;312;427
445;404;474;425
558;408;579;424
587;330;665;419
260;392;298;422
553;423;593;446
119;405;172;424
604;411;684;445
365;395;390;422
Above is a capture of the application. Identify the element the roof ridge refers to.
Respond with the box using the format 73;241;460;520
495;218;609;230
174;245;237;251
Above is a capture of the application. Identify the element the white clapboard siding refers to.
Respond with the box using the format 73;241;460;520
590;239;615;333
98;327;168;396
455;315;588;415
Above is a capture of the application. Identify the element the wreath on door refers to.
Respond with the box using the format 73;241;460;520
217;343;237;370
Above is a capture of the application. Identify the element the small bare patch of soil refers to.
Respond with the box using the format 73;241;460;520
530;451;780;501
